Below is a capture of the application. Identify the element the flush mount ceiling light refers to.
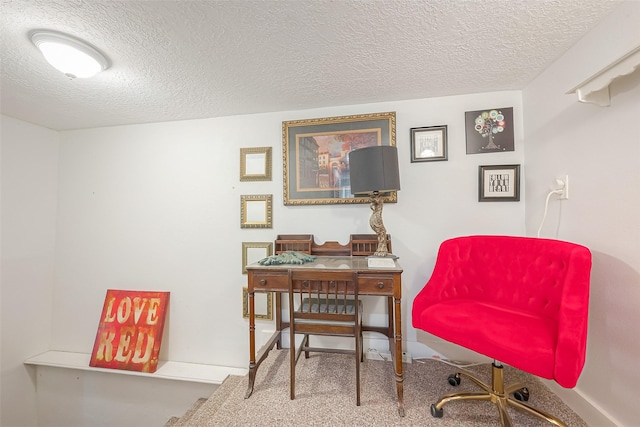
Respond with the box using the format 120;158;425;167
30;30;110;79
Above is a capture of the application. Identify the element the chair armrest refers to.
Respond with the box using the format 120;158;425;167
554;248;592;388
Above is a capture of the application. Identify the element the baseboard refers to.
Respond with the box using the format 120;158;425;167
542;380;619;427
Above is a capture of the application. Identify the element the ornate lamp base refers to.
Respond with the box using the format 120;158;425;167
367;191;397;260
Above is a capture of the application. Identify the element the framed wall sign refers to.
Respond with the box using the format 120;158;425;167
240;194;273;228
479;164;521;202
282;112;397;205
242;241;273;274
410;125;448;162
240;147;272;181
242;287;273;320
465;107;515;154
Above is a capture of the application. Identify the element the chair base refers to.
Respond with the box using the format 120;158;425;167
431;362;568;427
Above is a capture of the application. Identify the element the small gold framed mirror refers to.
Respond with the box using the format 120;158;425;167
240;147;272;182
240;194;273;228
242;287;273;320
242;241;273;274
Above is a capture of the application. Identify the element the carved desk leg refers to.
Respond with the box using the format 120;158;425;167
394;294;405;416
245;289;256;398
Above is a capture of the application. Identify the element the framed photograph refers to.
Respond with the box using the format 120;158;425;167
465;107;515;154
242;242;273;274
410;125;448;162
479;164;521;202
282;112;397;205
242;287;273;320
240;147;272;182
240;194;272;228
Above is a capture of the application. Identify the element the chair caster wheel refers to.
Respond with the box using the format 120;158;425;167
514;387;530;401
447;373;461;386
430;403;443;418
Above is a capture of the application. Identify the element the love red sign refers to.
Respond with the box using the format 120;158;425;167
90;289;170;373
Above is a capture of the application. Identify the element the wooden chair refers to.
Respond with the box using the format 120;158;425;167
288;269;363;405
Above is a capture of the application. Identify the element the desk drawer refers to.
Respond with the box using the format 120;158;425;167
250;273;288;291
358;275;395;295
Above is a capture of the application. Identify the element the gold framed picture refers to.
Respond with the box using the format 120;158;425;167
282;112;397;205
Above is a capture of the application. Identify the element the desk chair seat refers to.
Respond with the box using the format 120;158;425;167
412;235;591;427
288;270;363;405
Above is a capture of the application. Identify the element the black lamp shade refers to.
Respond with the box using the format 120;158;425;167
349;145;400;195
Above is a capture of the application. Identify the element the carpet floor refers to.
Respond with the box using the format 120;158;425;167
177;349;588;426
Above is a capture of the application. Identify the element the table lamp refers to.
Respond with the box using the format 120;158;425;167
349;145;400;259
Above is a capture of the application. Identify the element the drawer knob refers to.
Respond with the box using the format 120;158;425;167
303;280;309;287
377;281;385;289
259;279;266;286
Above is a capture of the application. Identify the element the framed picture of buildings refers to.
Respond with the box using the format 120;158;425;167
282;112;397;205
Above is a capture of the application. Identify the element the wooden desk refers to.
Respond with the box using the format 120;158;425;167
245;256;405;416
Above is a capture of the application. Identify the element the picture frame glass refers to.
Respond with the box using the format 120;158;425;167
283;112;397;205
245;153;266;175
246;200;266;222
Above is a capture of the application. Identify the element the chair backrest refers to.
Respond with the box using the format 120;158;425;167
420;235;591;322
289;270;359;329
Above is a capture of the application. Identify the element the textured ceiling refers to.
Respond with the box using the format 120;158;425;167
0;0;622;131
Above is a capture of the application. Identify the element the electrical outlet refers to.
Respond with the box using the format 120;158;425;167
556;175;569;199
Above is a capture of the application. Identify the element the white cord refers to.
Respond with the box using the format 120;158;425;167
537;189;563;238
366;348;391;361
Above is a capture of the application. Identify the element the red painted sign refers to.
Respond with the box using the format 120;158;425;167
90;289;169;373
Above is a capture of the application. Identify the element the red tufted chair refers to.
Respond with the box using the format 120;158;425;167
412;235;591;427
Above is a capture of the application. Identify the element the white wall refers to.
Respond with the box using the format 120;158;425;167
34;367;214;427
1;116;59;427
4;17;636;419
12;14;637;419
1;90;524;426
523;2;640;425
51;91;524;370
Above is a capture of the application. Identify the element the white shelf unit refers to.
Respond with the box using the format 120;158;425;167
25;350;248;384
567;45;640;106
